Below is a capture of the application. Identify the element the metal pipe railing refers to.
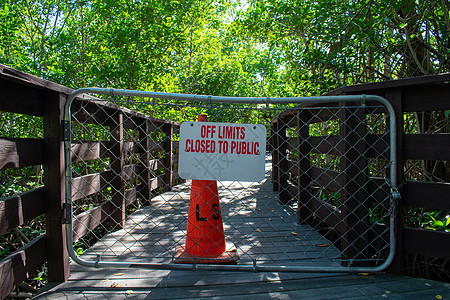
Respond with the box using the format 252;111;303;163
64;88;398;273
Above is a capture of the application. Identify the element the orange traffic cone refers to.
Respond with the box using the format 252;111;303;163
185;179;225;256
174;114;238;264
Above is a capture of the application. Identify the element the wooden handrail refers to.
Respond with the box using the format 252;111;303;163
272;73;450;273
0;64;182;296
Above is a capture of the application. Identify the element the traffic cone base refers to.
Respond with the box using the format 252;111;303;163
173;242;239;264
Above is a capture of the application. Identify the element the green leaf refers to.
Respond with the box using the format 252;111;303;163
432;220;444;228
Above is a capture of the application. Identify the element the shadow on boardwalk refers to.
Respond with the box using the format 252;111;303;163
74;157;339;266
35;158;450;299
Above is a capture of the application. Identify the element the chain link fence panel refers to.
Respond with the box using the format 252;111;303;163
64;89;397;272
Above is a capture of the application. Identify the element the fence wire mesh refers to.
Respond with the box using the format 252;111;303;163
65;91;394;271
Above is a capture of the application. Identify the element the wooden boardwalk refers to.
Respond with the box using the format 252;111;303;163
36;161;450;299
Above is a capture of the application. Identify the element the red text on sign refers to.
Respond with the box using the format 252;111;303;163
185;139;216;153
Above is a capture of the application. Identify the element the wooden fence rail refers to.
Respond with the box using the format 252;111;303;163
0;64;180;299
272;73;450;273
1;64;449;298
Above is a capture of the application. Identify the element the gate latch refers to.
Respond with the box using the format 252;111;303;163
391;190;401;201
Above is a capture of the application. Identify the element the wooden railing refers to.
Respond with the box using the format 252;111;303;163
0;64;180;298
69;97;180;241
271;102;388;266
273;73;450;273
1;64;449;297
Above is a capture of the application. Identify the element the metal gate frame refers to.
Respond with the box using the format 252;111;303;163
63;88;400;273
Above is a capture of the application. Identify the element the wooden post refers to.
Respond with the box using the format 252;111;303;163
138;118;151;205
271;121;280;192
163;123;173;192
43;91;70;282
297;109;313;224
339;102;369;266
277;117;289;204
385;88;404;275
110;111;125;228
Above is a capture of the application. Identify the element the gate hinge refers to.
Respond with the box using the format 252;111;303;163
62;203;72;224
63;120;70;141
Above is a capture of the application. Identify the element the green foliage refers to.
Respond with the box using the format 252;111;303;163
1;0;449;292
0;112;43;138
237;0;450;92
422;211;450;233
309;120;340;136
0;166;42;198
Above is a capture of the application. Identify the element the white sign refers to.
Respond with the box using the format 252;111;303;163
178;121;266;181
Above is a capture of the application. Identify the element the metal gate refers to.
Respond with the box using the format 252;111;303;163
64;88;399;272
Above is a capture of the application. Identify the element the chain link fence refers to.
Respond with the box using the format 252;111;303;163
64;89;397;272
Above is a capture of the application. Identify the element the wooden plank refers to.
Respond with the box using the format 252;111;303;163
122;141;137;155
278;105;340;125
308;106;340;124
149;159;164;171
123;164;139;181
40;162;450;300
149;175;164;190
110;111;125;228
286;136;298;151
0;234;46;300
309;196;345;234
124;188;137;207
310;167;344;191
367;177;390;205
39;271;450;299
280;112;296;128
0;138;43;169
326;72;450;96
403;227;450;260
72;201;115;242
0;64;72;95
402;83;450;112
70;98;156;127
0;74;45;116
71;171;112;201
70;141;108;162
271;123;280;192
368;223;390;259
309;135;343;156
162;124;173;192
338;104;369;266
277;118;290;204
297;109;313;222
149;139;165;153
71;99;114;126
385;87;404;275
172;170;180;181
43;91;69;282
0;187;45;235
366;134;389;159
138;274;407;299
137;119;151;204
403;181;450;211
404;134;450;160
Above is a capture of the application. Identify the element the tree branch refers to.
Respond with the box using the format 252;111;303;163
403;26;428;74
362;64;391;80
441;0;450;33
